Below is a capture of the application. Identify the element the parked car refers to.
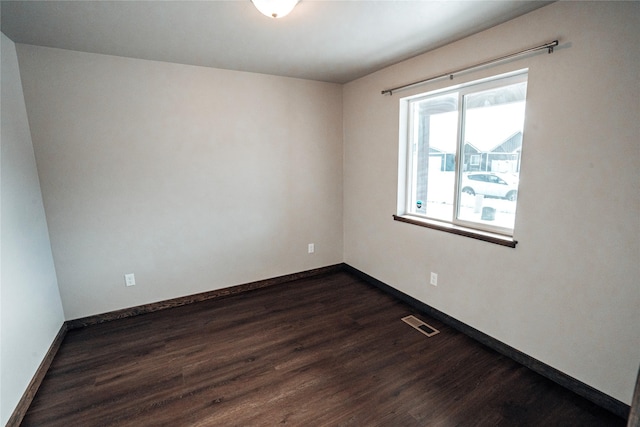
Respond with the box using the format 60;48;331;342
460;172;519;201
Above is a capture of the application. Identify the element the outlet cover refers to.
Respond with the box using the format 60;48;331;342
430;272;438;286
125;273;136;287
308;243;315;254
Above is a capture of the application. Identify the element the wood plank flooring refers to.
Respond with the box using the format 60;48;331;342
22;271;625;426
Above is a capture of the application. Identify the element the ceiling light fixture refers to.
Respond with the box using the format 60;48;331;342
252;0;299;19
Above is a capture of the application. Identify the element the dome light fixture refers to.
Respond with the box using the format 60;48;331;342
251;0;299;19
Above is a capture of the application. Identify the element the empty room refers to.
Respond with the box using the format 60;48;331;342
1;1;639;425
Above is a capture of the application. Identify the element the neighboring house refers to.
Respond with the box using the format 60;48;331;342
461;131;522;173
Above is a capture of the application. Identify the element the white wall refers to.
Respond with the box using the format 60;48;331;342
343;2;639;405
0;33;66;425
16;45;344;320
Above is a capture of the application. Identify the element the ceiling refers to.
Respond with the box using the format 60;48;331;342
0;1;551;84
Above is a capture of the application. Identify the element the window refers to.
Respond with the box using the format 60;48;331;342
396;71;527;245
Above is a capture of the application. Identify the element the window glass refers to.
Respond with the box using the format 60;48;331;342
409;93;458;222
457;81;526;231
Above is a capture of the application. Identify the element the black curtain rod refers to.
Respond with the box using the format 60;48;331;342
381;40;559;96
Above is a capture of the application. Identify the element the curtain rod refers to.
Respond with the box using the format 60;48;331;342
381;40;559;96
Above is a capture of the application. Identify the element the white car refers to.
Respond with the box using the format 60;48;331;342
460;172;519;201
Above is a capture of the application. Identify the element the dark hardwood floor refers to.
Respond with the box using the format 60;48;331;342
22;271;625;426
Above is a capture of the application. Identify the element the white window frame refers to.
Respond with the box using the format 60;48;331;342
396;70;528;247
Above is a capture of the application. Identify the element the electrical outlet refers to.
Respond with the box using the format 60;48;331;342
308;243;315;254
430;272;438;286
124;273;136;287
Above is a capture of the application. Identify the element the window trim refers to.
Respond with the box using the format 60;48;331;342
392;214;517;248
396;70;527;246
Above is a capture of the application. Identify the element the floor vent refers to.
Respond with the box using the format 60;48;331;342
402;315;440;337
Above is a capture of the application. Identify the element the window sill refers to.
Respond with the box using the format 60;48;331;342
392;214;517;248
